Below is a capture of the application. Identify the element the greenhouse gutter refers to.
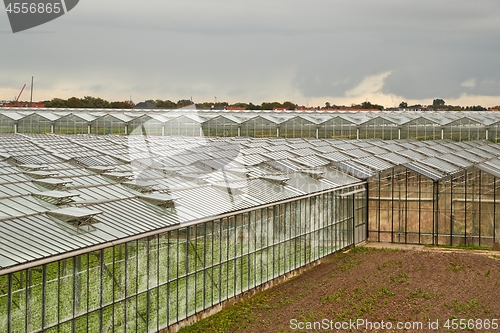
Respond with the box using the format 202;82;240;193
0;181;366;275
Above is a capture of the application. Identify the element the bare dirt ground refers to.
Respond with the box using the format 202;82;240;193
180;244;500;333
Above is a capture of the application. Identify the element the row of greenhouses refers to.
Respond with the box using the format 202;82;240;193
0;134;366;333
2;133;500;332
2;108;500;141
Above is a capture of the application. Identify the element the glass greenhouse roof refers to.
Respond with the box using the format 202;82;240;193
1;133;500;271
2;108;500;128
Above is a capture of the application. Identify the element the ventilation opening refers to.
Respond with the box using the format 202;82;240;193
18;164;48;171
137;193;176;208
48;207;102;227
33;190;80;205
301;169;324;179
33;178;73;190
87;166;116;174
259;175;290;185
24;170;59;179
102;172;135;182
123;180;159;193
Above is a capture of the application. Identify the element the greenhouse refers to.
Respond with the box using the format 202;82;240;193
163;115;205;137
317;116;357;139
2;108;500;141
0;134;368;333
202;115;240;137
278;116;317;138
128;115;169;136
399;116;441;140
54;114;95;135
2;118;500;332
91;114;130;135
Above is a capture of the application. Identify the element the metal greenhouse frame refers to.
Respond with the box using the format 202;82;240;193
1;131;500;332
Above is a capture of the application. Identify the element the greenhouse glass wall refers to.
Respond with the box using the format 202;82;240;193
400;117;441;140
442;118;487;141
0;114;15;134
202;116;239;137
128;116;165;136
240;116;278;138
279;117;317;138
164;116;202;137
317;117;357;139
54;114;91;134
358;117;399;140
91;115;128;135
367;162;500;246
17;114;52;134
0;184;365;333
368;165;437;244
436;166;500;247
488;121;500;143
2;109;500;141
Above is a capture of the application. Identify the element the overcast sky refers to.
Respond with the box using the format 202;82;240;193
1;0;500;107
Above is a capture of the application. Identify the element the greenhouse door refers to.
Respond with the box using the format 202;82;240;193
341;187;367;245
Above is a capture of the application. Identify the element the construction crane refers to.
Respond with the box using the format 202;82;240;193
15;84;26;102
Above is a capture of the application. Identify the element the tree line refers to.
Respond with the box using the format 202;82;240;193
399;99;493;111
44;96;134;108
41;96;499;111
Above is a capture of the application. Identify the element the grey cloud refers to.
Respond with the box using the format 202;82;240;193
1;0;499;104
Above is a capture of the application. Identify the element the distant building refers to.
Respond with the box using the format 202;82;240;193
133;101;158;109
0;101;45;108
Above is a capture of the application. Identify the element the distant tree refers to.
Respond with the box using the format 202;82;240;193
261;102;281;110
82;96;111;108
154;99;176;108
432;99;446;106
111;101;133;109
282;101;296;110
176;99;194;108
195;102;214;110
66;97;86;108
399;101;408;108
44;98;68;108
247;102;260;110
232;102;249;109
469;105;487;111
358;101;384;110
325;102;331;108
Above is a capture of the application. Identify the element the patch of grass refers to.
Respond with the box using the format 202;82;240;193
320;288;344;304
429;244;491;251
337;256;360;272
377;285;395;297
379;247;401;252
378;259;403;271
446;299;481;314
447;260;464;272
179;290;278;333
377;261;388;270
349;246;376;254
408;288;431;300
389;270;409;284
